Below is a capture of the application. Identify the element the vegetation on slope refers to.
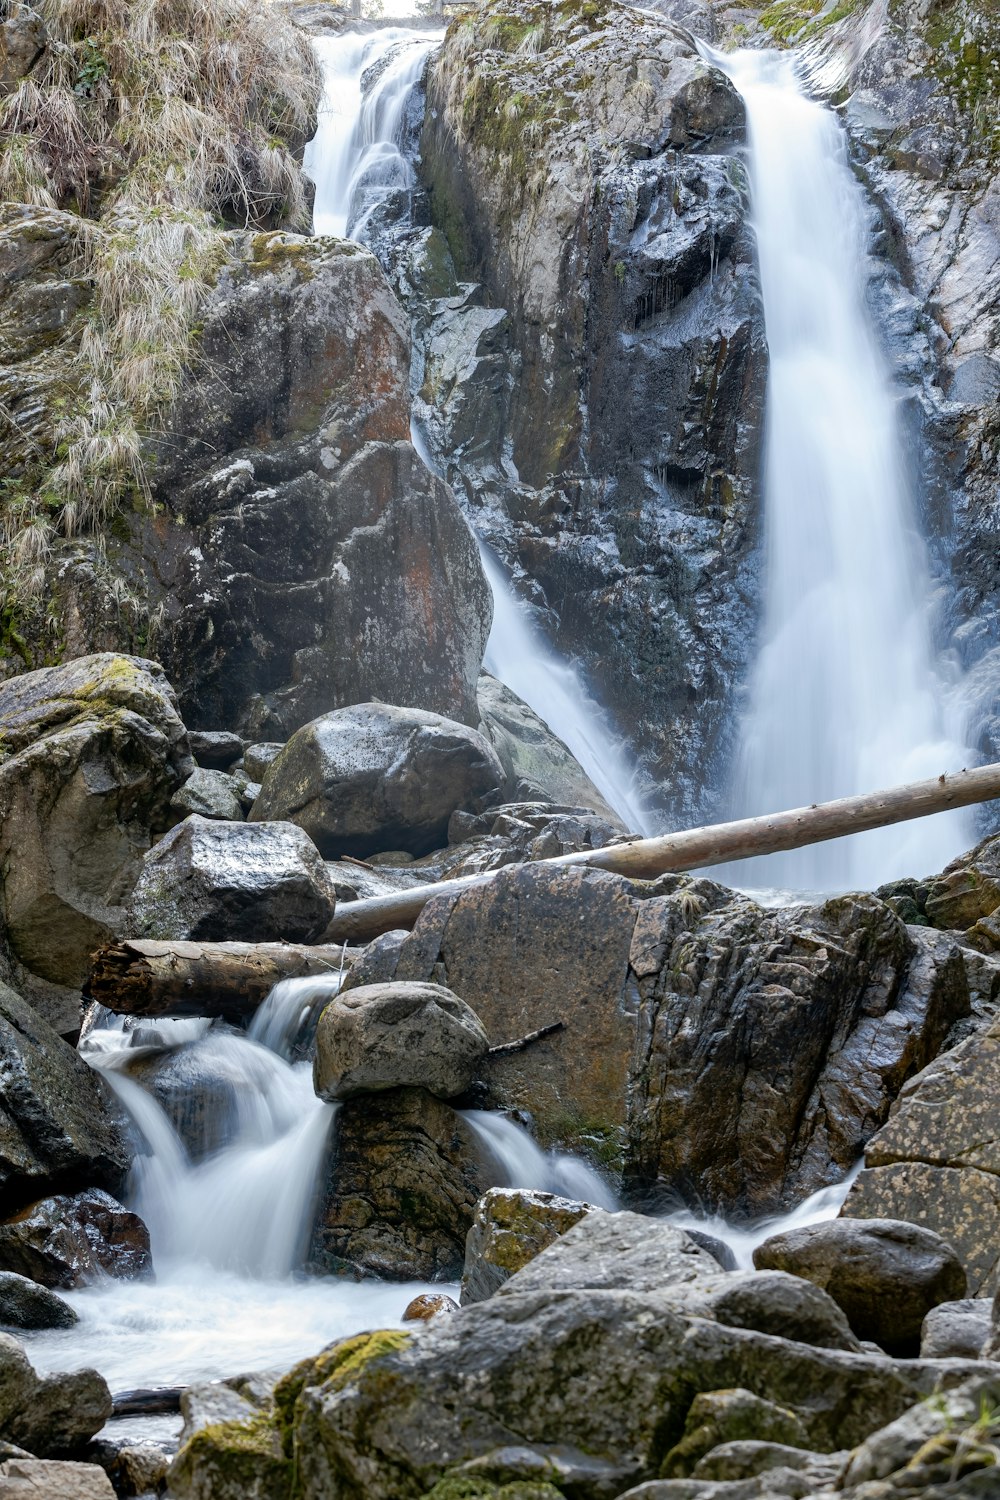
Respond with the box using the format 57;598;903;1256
0;0;319;609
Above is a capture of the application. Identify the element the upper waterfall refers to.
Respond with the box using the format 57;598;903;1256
716;48;973;890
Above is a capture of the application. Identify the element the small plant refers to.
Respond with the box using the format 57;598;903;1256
73;36;108;97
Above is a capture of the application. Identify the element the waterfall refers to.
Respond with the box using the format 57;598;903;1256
303;30;654;837
304;28;444;240
716;49;972;890
462;1109;619;1210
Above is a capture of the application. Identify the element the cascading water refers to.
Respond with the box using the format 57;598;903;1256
716;49;972;890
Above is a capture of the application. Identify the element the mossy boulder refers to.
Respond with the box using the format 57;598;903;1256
460;1187;596;1304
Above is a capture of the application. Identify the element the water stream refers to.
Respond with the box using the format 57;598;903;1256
716;49;972;890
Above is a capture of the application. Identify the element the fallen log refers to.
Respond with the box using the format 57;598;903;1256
87;939;356;1020
111;1386;184;1417
323;762;1000;945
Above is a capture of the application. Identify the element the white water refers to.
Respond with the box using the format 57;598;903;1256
463;1110;619;1210
304;28;443;239
716;49;972;890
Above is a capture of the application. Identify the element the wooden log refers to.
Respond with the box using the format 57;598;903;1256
87;939;355;1020
323;763;1000;945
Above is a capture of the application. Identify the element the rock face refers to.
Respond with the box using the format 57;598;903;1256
308;1087;495;1281
460;1187;595;1305
842;1009;1000;1294
347;864;970;1213
0;1331;111;1460
312;982;489;1102
0;1273;77;1331
415;0;765;821
753;1218;967;1354
0;1189;152;1289
0;983;128;1212
920;832;1000;947
0;655;191;996
250;702;506;858
126;815;338;942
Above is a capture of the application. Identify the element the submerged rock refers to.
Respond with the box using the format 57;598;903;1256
312;981;489;1102
0;982;128;1212
0;1272;77;1331
0;1189;151;1290
0;654;191;1000
753;1217;967;1353
251;702;506;859
309;1087;495;1281
127;814;337;942
347;864;970;1213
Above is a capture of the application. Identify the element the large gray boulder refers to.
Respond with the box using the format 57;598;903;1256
0;1331;111;1459
0;1189;151;1289
250;703;506;858
460;1187;596;1305
753;1218;967;1353
0;654;191;999
346;865;970;1214
0;983;128;1211
127;815;337;942
313;982;489;1102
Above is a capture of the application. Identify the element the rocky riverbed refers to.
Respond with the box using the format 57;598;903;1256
0;0;999;1494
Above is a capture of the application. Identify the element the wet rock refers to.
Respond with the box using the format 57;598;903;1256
127;815;337;943
347;865;970;1211
476;673;624;824
313;981;488;1102
177;1382;259;1445
0;1189;152;1290
0;982;128;1211
753;1218;967;1353
923;833;1000;936
0;1459;116;1497
460;1187;596;1305
401;1293;459;1322
842;1010;1000;1293
167;1395;288;1500
242;742;284;782
493;1211;720;1298
0;1272;77;1331
920;1299;992;1360
251;702;505;859
444;800;623;877
309;1087;495;1281
0;654;191;996
92;1440;170;1497
169;768;245;822
187;731;244;769
660;1390;811;1479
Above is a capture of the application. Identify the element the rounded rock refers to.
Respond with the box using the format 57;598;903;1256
0;1271;78;1330
313;981;489;1102
402;1293;459;1322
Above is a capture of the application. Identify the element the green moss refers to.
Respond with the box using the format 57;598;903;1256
425;1481;565;1499
169;1412;292;1499
274;1329;412;1453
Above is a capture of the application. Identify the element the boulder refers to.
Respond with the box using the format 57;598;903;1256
0;1332;111;1460
126;815;337;942
0;654;191;994
401;1293;459;1322
187;731;244;769
0;1459;116;1498
169;768;245;822
659;1390;811;1479
840;1373;1000;1489
0;983;129;1212
920;1299;992;1360
312;982;489;1102
476;673;624;825
346;865;970;1212
445;800;623;871
491;1210;719;1298
460;1188;595;1305
0;1189;152;1290
243;743;284;782
250;702;506;859
0;1272;77;1331
0;7;46;95
308;1087;496;1281
923;831;1000;940
753;1218;967;1353
842;1009;1000;1293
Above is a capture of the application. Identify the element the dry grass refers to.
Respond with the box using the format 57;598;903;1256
0;0;320;600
